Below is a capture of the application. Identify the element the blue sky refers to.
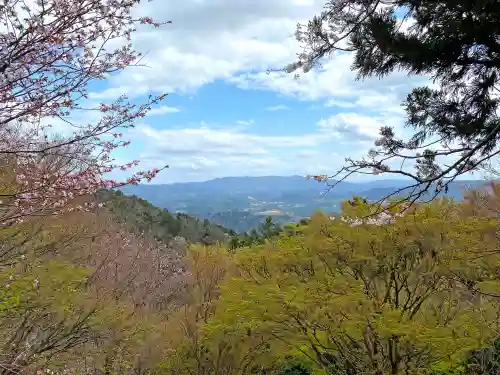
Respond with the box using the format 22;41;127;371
76;0;435;184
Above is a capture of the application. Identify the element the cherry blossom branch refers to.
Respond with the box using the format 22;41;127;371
0;0;172;223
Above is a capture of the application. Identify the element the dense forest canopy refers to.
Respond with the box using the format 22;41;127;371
95;190;231;246
4;179;500;375
160;187;500;375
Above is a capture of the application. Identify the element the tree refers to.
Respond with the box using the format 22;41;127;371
160;244;237;375
0;0;170;225
57;209;188;375
0;259;95;375
276;358;312;375
95;189;229;246
461;181;500;217
208;200;500;374
259;216;282;239
452;339;500;375
0;191;189;374
291;0;500;206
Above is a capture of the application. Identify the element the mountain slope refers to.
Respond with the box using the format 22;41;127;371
95;189;231;244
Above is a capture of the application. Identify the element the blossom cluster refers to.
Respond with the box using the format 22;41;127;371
1;218;190;373
329;201;410;227
337;210;406;227
0;0;170;223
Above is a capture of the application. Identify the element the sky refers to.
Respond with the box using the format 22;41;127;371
83;0;433;184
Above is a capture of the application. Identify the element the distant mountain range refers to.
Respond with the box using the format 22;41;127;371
119;176;489;233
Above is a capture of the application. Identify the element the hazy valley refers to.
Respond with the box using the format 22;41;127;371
119;176;488;232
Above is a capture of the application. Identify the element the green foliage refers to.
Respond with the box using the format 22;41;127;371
96;189;229;245
276;358;312;375
203;198;500;375
3;183;500;375
228;215;284;250
434;339;500;375
0;206;174;374
0;256;97;370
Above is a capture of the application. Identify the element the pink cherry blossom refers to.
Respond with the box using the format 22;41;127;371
340;206;408;227
0;0;171;225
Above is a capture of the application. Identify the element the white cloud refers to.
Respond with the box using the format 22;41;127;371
297;149;319;157
266;105;289;111
146;106;181;116
325;99;357;109
235;119;255;127
86;0;426;133
318;113;386;141
84;0;434;183
133;121;329;157
84;0;428;111
111;114;391;183
229;53;430;113
88;0;326;99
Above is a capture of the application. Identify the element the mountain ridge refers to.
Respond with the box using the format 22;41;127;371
95;189;233;245
119;176;489;232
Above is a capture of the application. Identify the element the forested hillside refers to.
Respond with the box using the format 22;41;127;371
160;186;500;375
3;181;500;375
95;190;231;246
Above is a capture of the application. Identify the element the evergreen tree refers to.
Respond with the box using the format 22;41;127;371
291;0;500;204
259;216;281;239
